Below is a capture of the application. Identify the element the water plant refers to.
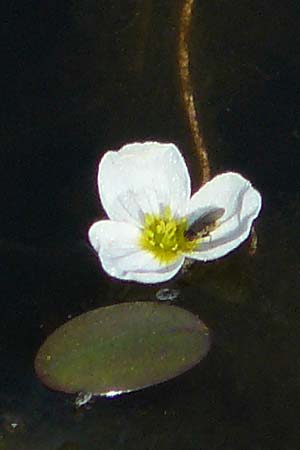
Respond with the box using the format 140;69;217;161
89;142;261;283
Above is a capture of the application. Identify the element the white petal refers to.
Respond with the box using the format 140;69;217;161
98;142;191;226
88;220;184;283
186;172;262;261
188;173;251;220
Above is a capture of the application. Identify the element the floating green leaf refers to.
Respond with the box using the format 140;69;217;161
35;302;210;396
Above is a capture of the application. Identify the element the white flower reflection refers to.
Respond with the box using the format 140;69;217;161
89;142;262;283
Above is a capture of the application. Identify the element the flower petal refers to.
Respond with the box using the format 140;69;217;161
186;172;262;261
89;220;184;283
98;142;191;226
187;172;251;221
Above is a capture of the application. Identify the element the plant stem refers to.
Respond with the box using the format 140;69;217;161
178;0;210;184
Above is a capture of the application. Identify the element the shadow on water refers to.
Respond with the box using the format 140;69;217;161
1;1;300;449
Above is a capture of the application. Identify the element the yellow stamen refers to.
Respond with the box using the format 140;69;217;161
139;207;199;264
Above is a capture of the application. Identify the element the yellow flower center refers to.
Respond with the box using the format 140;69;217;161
139;207;199;264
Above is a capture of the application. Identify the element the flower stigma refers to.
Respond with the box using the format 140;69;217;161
139;207;199;264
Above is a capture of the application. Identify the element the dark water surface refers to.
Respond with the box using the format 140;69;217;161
1;1;300;449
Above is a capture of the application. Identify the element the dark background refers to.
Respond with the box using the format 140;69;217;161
1;1;300;449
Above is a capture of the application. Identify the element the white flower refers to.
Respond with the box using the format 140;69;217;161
89;142;262;284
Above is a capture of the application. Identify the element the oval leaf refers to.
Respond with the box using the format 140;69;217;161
35;302;210;396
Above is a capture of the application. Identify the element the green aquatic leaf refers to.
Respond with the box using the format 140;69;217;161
35;302;210;396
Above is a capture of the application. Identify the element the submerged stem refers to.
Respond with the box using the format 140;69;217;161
178;0;210;184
